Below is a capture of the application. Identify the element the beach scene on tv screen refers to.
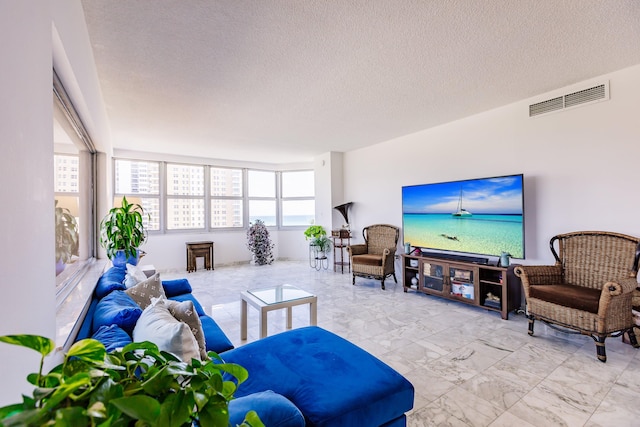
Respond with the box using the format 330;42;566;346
402;175;524;258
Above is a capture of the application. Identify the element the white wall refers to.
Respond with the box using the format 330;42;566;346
0;2;55;406
343;65;640;265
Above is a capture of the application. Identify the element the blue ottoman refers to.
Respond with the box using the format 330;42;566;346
221;326;414;427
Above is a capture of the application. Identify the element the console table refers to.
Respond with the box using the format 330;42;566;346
186;241;214;272
402;253;521;319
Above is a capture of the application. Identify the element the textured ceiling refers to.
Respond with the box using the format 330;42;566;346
81;0;640;164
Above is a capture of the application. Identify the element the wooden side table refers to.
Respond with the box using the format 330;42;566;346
331;229;351;274
186;241;214;272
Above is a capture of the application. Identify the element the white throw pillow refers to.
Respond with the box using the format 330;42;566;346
133;302;201;362
124;263;148;288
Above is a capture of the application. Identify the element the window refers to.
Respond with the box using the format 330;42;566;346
248;170;276;226
114;159;161;231
166;163;205;229
53;69;98;348
112;163;315;231
211;167;243;228
281;170;315;226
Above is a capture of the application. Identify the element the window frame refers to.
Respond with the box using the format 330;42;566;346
247;169;278;227
210;166;244;229
164;162;207;231
53;69;99;349
113;158;162;232
280;170;316;228
112;160;315;232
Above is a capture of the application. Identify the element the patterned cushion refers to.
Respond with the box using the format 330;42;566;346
165;298;208;360
125;273;166;309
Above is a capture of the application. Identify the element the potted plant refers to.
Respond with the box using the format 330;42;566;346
303;225;326;241
55;199;78;275
304;225;331;269
311;235;331;255
246;219;274;265
0;335;264;427
100;196;149;267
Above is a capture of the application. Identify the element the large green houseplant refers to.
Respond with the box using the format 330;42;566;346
55;199;79;272
0;335;263;427
100;196;149;266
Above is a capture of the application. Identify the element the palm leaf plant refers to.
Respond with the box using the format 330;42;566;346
0;335;263;427
55;199;79;264
100;196;149;262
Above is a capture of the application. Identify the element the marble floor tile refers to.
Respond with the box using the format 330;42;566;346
160;261;640;426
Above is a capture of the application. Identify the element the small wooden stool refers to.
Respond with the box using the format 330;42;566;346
186;241;214;272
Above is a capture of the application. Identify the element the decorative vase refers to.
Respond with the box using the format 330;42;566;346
404;242;411;254
55;259;66;276
500;252;510;267
112;249;139;268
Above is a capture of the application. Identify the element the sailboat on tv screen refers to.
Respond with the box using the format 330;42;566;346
452;188;472;217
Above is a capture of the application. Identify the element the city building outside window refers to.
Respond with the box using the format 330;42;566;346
166;163;205;230
114;159;161;231
211;167;243;228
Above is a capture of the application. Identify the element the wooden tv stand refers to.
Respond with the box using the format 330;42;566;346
401;253;521;320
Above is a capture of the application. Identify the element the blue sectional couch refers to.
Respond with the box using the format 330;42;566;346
76;266;414;427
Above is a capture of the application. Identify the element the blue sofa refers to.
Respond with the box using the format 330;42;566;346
77;266;414;426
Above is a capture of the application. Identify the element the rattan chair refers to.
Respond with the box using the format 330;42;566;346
347;224;399;290
514;231;640;362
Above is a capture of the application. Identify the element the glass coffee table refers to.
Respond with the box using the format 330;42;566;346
241;284;317;340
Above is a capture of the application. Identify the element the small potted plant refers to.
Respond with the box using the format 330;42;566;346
99;196;149;267
246;219;274;265
304;225;331;269
303;225;326;241
0;334;263;427
55;199;78;275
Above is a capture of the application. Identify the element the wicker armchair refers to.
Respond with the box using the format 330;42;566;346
514;231;640;362
347;224;399;290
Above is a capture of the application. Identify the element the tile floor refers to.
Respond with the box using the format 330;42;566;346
161;260;640;427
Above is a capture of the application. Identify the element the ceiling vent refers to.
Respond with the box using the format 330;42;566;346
529;82;609;117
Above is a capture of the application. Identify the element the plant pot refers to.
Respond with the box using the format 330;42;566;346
112;249;139;268
55;259;66;276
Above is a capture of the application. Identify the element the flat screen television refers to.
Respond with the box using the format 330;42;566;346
402;174;525;260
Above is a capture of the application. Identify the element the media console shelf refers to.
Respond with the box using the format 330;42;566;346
401;253;521;320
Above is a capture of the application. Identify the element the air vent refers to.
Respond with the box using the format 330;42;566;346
529;96;563;117
529;82;609;117
564;84;606;108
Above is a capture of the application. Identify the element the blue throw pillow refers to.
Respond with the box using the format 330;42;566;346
92;324;132;353
93;290;142;334
229;390;304;427
95;267;127;298
162;278;192;297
